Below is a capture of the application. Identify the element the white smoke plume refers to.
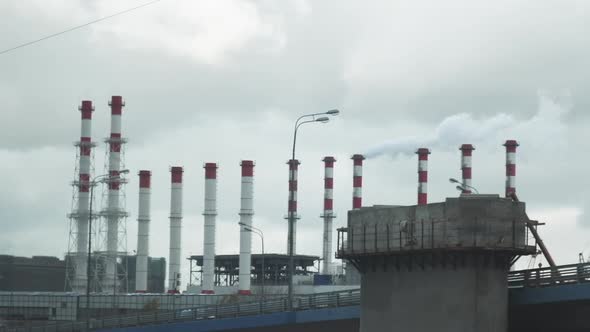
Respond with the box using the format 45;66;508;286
364;92;571;159
364;113;513;158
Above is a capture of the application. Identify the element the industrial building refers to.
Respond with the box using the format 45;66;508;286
0;256;67;292
122;256;166;294
188;254;320;288
0;255;165;294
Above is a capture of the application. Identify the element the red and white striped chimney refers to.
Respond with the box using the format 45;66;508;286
504;140;519;197
286;159;300;255
239;160;255;295
74;100;94;293
416;148;430;205
168;166;183;294
135;170;151;293
460;144;475;194
105;96;125;292
321;157;336;275
202;163;218;295
351;155;365;210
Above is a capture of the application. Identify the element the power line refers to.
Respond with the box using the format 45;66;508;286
0;0;163;56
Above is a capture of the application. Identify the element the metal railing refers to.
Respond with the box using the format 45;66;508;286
0;289;361;332
6;263;590;331
508;263;590;288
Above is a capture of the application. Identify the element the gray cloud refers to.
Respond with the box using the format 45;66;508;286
1;0;589;280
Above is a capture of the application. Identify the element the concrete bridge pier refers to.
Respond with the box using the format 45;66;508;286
361;253;510;331
338;195;536;332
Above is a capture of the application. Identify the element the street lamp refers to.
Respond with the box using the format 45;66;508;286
86;169;129;328
238;222;265;299
449;177;479;194
287;109;339;310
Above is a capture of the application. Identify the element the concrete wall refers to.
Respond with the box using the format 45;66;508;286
346;195;529;256
361;259;508;332
344;195;533;332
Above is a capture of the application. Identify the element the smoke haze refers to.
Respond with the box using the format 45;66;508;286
364;93;570;159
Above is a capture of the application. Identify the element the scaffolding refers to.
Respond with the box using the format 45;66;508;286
65;139;97;293
96;136;129;294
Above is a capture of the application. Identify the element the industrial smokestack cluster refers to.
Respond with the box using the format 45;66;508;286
67;97;131;294
67;96;523;295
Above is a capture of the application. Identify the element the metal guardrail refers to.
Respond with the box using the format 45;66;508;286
5;263;590;331
0;289;361;332
508;263;590;288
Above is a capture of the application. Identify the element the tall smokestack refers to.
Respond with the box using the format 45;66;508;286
105;95;126;292
168;166;183;294
73;100;94;293
416;148;430;205
460;144;475;194
504;140;519;197
351;154;365;210
286;159;300;255
202;163;218;295
321;157;336;275
238;160;255;295
135;170;151;293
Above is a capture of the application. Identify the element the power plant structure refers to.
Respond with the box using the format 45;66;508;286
168;166;184;294
286;159;301;255
49;96;560;332
62;97;354;299
351;154;364;210
0;93;569;332
201;163;218;295
98;96;130;293
238;160;255;295
135;170;152;293
460;144;475;193
504;139;519;197
416;147;430;205
321;156;336;275
65;100;96;293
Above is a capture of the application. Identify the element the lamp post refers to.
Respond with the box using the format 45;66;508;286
287;109;339;310
86;169;129;329
239;222;264;299
449;177;479;194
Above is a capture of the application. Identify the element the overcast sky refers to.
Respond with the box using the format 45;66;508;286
1;0;589;288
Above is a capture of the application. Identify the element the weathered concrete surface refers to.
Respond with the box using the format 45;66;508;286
346;195;530;255
361;259;508;332
341;195;534;332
